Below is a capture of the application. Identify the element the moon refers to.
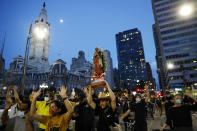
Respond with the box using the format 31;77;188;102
60;19;64;23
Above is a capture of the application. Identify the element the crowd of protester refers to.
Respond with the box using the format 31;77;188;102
0;81;197;131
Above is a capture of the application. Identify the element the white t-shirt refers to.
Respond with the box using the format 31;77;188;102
8;104;24;118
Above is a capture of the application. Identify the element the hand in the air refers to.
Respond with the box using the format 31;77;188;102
59;86;68;98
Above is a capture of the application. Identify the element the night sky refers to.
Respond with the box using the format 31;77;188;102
0;0;158;87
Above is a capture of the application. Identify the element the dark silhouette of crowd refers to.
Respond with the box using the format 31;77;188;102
0;82;197;131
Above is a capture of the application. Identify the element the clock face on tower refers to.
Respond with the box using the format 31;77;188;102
33;25;49;40
28;3;50;73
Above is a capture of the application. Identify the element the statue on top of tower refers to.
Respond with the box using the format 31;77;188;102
43;2;46;8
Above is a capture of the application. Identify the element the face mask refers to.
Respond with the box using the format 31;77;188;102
49;108;57;116
44;97;49;102
175;99;182;104
136;98;141;103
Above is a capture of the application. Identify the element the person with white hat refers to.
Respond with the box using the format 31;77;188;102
87;80;116;131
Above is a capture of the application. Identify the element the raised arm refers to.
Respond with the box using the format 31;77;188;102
191;85;197;103
6;87;12;104
12;86;22;104
105;80;116;111
30;89;47;123
59;86;73;117
120;109;131;120
86;86;96;109
144;84;150;103
13;86;28;110
185;92;197;111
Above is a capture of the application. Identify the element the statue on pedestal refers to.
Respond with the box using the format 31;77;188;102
91;48;107;88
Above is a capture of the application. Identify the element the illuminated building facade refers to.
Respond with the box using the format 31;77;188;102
152;0;197;90
116;28;148;89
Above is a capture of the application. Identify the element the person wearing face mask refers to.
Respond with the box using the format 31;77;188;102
31;90;54;131
121;84;150;131
162;90;174;117
72;86;95;131
87;80;117;131
161;93;197;131
30;86;73;131
161;90;174;129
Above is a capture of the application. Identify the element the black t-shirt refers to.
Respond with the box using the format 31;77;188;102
130;99;146;123
163;96;174;115
150;97;156;103
74;102;95;131
122;101;131;122
95;105;115;131
166;102;197;128
156;99;162;107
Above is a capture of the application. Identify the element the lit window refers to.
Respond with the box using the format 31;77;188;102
120;50;126;53
120;39;126;42
130;60;133;64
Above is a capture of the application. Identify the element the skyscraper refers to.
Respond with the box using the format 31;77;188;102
104;50;114;89
152;0;197;91
146;62;156;89
28;2;50;73
153;24;166;92
70;50;92;77
116;28;147;89
113;68;120;88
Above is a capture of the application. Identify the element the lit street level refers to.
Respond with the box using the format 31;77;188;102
147;111;197;131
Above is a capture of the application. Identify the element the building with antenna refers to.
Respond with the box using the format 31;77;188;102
4;3;92;93
28;2;50;73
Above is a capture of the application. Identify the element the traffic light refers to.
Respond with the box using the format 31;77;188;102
157;92;161;97
136;88;140;92
123;92;126;96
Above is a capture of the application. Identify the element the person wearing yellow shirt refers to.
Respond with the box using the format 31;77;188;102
30;90;54;131
30;86;73;131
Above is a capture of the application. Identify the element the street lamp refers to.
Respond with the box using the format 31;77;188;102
167;63;174;70
21;24;32;96
167;62;187;89
166;63;174;90
3;86;7;90
40;83;48;97
2;86;7;94
178;4;194;17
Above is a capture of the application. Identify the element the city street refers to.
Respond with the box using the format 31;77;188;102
1;0;197;131
147;110;197;131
